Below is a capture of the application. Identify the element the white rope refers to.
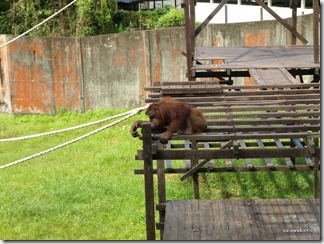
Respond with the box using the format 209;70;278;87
0;0;79;49
0;109;142;142
0;105;148;170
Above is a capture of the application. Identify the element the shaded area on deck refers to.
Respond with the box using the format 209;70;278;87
163;198;320;240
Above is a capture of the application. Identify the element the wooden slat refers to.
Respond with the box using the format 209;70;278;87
274;139;294;168
239;140;253;168
257;139;273;168
184;140;191;169
291;138;313;166
165;142;172;169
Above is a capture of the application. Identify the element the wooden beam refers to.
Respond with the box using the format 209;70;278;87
254;0;308;44
313;0;319;63
195;0;228;37
290;0;297;45
142;123;156;240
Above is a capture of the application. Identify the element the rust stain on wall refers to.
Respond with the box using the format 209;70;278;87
6;37;82;114
244;30;268;46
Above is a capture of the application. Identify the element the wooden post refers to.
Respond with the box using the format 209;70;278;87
183;0;193;80
157;143;166;240
191;140;200;199
290;0;297;45
313;157;320;199
312;0;319;64
142;122;156;240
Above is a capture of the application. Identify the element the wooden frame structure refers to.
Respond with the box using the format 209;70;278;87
133;0;320;240
134;82;320;240
182;0;320;81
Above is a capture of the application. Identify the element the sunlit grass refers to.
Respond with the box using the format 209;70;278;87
0;110;316;240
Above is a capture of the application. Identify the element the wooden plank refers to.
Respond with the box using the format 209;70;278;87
164;201;178;240
219;199;232;240
244;200;261;240
249;68;298;85
192;200;200;240
293;199;315;240
234;199;253;239
135;164;314;175
211;201;223;240
204;201;215;239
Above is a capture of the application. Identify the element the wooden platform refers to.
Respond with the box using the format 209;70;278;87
193;46;320;70
192;45;320;84
163;199;320;240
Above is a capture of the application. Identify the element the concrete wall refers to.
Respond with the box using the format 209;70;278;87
0;13;316;114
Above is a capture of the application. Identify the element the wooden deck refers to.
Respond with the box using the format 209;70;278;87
163;199;320;240
192;45;320;84
193;46;320;70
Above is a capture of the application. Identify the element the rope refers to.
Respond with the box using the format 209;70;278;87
0;105;148;170
0;109;142;142
0;0;79;49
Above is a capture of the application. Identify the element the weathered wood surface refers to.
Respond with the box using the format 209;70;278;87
163;199;320;240
249;68;299;85
193;46;320;69
135;82;320;240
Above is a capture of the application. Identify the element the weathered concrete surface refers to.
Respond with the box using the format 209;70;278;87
0;14;317;114
81;32;149;110
1;35;82;114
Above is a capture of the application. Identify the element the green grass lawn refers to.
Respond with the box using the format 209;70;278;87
0;109;316;240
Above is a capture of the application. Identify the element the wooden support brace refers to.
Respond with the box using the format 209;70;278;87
180;140;233;181
254;0;308;44
195;0;229;37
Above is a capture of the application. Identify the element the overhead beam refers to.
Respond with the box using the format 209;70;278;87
195;0;229;37
254;0;308;44
312;0;319;63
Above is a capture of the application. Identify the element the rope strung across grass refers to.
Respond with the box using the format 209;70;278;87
0;0;79;49
0;109;142;142
0;105;148;170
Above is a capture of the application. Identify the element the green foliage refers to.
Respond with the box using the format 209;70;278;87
154;8;185;29
0;2;184;37
76;0;116;36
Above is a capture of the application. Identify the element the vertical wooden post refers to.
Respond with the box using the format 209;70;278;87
191;140;200;199
157;143;166;240
312;0;319;63
183;0;195;80
142;122;156;240
290;0;297;45
313;157;320;199
313;137;320;199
